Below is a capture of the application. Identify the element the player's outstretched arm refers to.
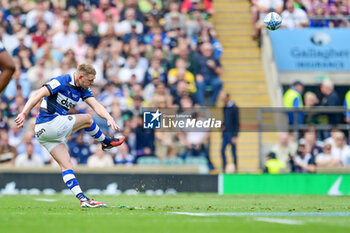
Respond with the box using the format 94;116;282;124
85;97;120;131
15;87;50;128
0;50;15;93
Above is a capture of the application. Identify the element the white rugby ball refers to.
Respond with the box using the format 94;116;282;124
264;12;282;31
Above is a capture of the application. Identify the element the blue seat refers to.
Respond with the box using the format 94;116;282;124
161;157;184;165
137;157;161;165
185;156;208;166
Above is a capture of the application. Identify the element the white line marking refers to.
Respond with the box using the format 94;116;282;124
171;212;214;216
169;212;350;216
254;217;304;225
35;198;57;202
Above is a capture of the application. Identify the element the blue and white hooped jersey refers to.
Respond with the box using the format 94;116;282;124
36;74;94;124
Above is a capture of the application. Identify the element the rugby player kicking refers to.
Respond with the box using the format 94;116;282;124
15;64;125;207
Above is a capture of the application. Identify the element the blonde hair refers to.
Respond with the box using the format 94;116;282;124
77;63;96;76
304;91;319;107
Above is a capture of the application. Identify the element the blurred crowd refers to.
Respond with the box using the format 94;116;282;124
265;127;350;174
0;0;222;168
251;0;350;39
264;79;350;174
283;79;350;127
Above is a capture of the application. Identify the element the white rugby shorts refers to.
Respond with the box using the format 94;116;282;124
34;115;76;152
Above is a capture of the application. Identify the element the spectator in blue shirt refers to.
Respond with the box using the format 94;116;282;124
122;22;145;45
114;143;135;165
195;42;222;106
134;114;155;161
68;132;92;164
309;6;329;27
12;34;35;64
190;27;222;59
320;79;341;125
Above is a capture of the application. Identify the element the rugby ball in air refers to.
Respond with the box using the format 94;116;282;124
264;12;282;31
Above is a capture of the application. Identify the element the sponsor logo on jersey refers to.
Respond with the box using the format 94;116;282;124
35;128;46;138
60;98;75;109
47;79;61;89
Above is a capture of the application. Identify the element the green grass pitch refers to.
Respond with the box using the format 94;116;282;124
1;194;350;233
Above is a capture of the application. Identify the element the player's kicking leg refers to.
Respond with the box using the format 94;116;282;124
50;144;107;208
72;114;125;150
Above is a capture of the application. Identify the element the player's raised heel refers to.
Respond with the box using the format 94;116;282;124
102;136;126;151
80;200;108;208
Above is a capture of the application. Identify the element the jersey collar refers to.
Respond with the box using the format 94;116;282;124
70;72;77;86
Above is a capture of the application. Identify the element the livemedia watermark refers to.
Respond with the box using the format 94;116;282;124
140;107;349;133
142;108;222;132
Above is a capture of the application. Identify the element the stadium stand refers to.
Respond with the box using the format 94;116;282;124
0;0;225;172
1;0;350;174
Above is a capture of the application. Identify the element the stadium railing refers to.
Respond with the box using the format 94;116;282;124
256;106;350;168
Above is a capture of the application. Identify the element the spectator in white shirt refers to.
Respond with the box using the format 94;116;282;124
271;132;297;164
164;2;186;32
253;0;283;39
115;8;143;37
87;147;114;168
118;55;145;84
257;0;283;22
25;0;55;29
316;142;341;167
27;58;54;91
52;21;78;53
281;0;309;29
15;143;44;167
125;48;149;75
331;131;350;166
72;34;88;64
